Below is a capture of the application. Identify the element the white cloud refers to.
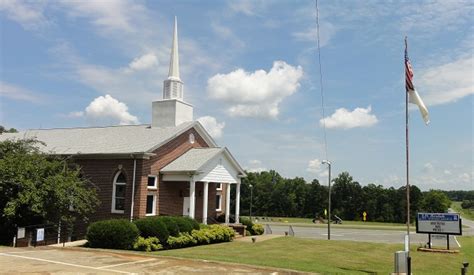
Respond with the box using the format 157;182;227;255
0;0;48;30
197;116;225;139
0;81;42;103
292;21;337;47
58;0;146;33
423;162;434;173
418;55;474;106
207;61;303;119
127;53;158;71
307;159;329;179
321;106;378;129
211;22;245;49
228;0;266;16
72;94;139;125
246;159;267;173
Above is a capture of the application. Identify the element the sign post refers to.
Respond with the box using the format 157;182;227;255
363;211;367;222
416;213;462;250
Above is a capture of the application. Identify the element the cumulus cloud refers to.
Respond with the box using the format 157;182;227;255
207;61;303;119
128;53;158;71
71;94;139;125
418;55;474;106
423;162;434;173
197;116;225;139
321;106;378;129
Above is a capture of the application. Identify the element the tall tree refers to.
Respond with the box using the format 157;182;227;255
0;139;99;244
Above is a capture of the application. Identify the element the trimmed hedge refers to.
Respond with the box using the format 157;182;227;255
251;223;264;235
240;217;263;235
174;217;193;233
156;216;180;237
86;219;139;249
167;224;235;249
133;217;169;242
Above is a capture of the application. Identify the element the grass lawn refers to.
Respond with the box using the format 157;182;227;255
451;201;474;220
155;236;473;274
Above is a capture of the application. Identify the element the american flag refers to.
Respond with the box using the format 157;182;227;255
405;49;415;92
404;37;430;124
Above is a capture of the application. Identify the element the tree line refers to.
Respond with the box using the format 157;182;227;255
231;171;453;223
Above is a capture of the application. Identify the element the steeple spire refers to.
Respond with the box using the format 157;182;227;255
168;16;180;80
163;16;184;100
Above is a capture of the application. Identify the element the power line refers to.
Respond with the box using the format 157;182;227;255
315;0;328;161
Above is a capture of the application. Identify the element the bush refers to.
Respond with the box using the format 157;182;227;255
184;216;200;230
245;229;251;237
133;217;169;243
251;223;264;235
86;219;139;249
461;200;474;209
174;217;194;233
133;236;162;252
240;217;255;235
157;216;180;237
167;232;197;249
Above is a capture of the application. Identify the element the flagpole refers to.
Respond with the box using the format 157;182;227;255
405;36;411;246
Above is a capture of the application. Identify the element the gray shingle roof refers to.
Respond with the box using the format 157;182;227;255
161;148;223;172
0;121;200;155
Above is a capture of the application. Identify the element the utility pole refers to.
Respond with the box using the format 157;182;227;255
322;160;331;240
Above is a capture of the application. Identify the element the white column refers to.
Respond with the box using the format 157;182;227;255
202;182;209;224
235;179;241;224
189;177;196;219
225;183;231;224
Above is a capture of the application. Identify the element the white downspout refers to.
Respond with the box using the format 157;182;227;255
130;157;137;222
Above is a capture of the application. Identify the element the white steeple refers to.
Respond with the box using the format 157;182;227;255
163;16;184;100
152;16;193;128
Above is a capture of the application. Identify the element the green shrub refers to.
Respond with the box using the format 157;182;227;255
157;216;180;237
133;217;169;243
251;223;264;235
174;216;194;233
240;217;254;234
167;232;197;249
207;224;235;242
86;219;139;249
191;228;212;244
184;216;200;230
245;229;251;237
133;236;162;252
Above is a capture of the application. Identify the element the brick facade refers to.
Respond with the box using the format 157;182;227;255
74;127;226;232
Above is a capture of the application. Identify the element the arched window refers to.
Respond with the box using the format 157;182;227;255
112;171;126;213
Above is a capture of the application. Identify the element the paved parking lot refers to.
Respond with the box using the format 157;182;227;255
0;246;293;274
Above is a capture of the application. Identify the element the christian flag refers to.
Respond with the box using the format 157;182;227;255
405;40;430;124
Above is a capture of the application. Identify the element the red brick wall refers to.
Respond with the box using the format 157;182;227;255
72;126;224;234
139;127;210;219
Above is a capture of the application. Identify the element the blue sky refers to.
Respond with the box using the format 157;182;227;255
1;0;472;190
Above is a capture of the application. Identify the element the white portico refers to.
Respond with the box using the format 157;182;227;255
161;147;246;224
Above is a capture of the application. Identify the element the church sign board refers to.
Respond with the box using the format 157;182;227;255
416;213;462;235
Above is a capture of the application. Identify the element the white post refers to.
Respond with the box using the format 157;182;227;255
202;182;209;224
189;177;196;219
225;183;231;224
235;180;241;224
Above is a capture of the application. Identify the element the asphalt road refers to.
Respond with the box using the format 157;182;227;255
266;225;464;249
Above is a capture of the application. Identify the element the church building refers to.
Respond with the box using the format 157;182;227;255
1;18;246;230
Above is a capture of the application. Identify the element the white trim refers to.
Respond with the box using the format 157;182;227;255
216;194;222;211
130;159;137;221
216;183;222;190
147;175;158;189
145;193;157;216
111;171;126;214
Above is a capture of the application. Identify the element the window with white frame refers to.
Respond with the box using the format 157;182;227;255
216;194;222;211
147;175;157;189
216;183;222;190
112;172;126;213
146;193;156;216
